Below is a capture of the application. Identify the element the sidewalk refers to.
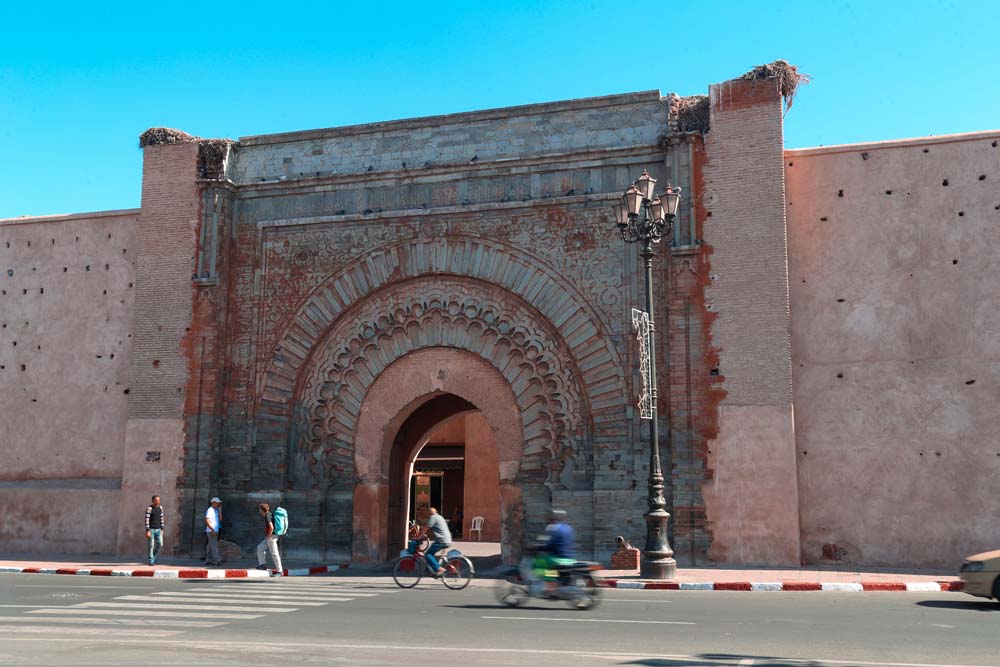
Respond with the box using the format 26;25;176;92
0;554;348;579
0;552;963;591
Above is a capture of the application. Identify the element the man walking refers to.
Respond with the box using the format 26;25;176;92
144;495;164;566
256;503;283;577
204;497;223;566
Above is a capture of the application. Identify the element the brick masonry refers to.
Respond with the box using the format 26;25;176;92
6;64;918;569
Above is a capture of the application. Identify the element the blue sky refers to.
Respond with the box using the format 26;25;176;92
1;0;996;218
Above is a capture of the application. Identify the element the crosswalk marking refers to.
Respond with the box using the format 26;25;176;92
3;577;391;639
0;625;183;638
0;616;225;628
28;608;262;619
150;592;349;603
117;594;328;606
73;602;299;613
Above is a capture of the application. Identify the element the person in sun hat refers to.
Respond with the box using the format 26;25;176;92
204;497;223;566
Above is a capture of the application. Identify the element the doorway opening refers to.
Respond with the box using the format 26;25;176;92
388;393;501;559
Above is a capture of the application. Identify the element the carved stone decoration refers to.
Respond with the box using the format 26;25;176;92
290;277;590;491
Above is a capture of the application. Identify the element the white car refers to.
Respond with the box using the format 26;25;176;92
959;550;1000;601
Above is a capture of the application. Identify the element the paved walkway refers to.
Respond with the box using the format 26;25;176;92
0;541;962;591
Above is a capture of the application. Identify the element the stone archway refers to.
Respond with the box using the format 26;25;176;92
353;348;521;563
254;236;631;563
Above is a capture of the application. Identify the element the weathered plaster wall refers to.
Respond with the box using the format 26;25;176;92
786;132;1000;568
700;78;801;565
0;210;137;554
463;412;501;542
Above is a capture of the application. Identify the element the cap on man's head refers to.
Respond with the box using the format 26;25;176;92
549;508;567;521
210;497;222;504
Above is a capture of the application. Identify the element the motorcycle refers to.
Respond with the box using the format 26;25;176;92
493;548;603;610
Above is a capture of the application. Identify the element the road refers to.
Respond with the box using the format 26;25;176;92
0;573;997;666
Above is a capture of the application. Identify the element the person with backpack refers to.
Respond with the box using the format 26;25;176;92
256;502;286;577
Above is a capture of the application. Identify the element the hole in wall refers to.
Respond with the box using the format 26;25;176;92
980;175;987;181
837;190;844;197
152;360;160;368
85;265;90;271
836;372;844;379
942;179;949;186
820;217;828;222
923;148;929;153
836;298;845;302
885;190;892;195
966;380;976;385
861;152;871;160
952;259;958;265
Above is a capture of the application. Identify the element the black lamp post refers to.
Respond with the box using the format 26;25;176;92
613;170;680;579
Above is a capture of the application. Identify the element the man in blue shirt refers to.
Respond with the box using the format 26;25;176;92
533;508;576;580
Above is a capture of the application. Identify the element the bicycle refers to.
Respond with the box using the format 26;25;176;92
392;537;474;590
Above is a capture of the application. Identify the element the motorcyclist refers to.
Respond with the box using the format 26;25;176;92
532;508;577;587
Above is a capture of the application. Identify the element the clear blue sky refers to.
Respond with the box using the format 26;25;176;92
1;1;996;219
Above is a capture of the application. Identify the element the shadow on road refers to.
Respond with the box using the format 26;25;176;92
620;653;829;666
916;599;1000;612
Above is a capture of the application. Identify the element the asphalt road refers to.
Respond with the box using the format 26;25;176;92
0;573;997;666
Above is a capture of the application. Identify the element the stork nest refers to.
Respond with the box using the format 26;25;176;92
138;128;236;180
740;60;810;112
671;95;710;134
138;127;197;147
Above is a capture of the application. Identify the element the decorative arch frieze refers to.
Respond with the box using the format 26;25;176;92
291;277;588;491
254;234;629;496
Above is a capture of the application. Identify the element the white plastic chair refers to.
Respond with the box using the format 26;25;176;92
469;516;484;541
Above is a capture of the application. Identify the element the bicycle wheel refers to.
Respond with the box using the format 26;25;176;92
392;556;423;588
440;556;473;590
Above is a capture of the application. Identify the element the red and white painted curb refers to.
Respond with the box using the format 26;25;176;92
603;579;963;592
0;563;349;579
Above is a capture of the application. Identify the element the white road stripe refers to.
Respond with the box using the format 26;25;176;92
28;608;262;619
480;615;695;625
116;594;327;606
0;625;182;637
15;585;156;589
180;590;355;602
151;592;350;603
74;602;299;613
0;616;225;628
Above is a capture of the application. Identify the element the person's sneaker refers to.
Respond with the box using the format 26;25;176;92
434;567;446;578
148;561;155;566
256;564;268;570
270;571;283;577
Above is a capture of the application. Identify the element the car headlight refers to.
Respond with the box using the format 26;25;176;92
960;561;984;573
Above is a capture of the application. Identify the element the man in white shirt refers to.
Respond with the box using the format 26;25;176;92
204;497;223;566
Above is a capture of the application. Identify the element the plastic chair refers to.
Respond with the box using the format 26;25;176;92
469;516;484;541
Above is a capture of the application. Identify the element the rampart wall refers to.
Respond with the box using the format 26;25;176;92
786;131;1000;567
0;210;137;554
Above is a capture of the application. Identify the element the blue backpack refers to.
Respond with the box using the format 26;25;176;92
272;507;289;536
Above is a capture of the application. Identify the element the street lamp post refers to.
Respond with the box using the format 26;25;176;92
613;170;681;579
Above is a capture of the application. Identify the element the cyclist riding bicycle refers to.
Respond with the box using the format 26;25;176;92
408;507;452;577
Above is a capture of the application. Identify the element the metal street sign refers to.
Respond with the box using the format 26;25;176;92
631;308;653;420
